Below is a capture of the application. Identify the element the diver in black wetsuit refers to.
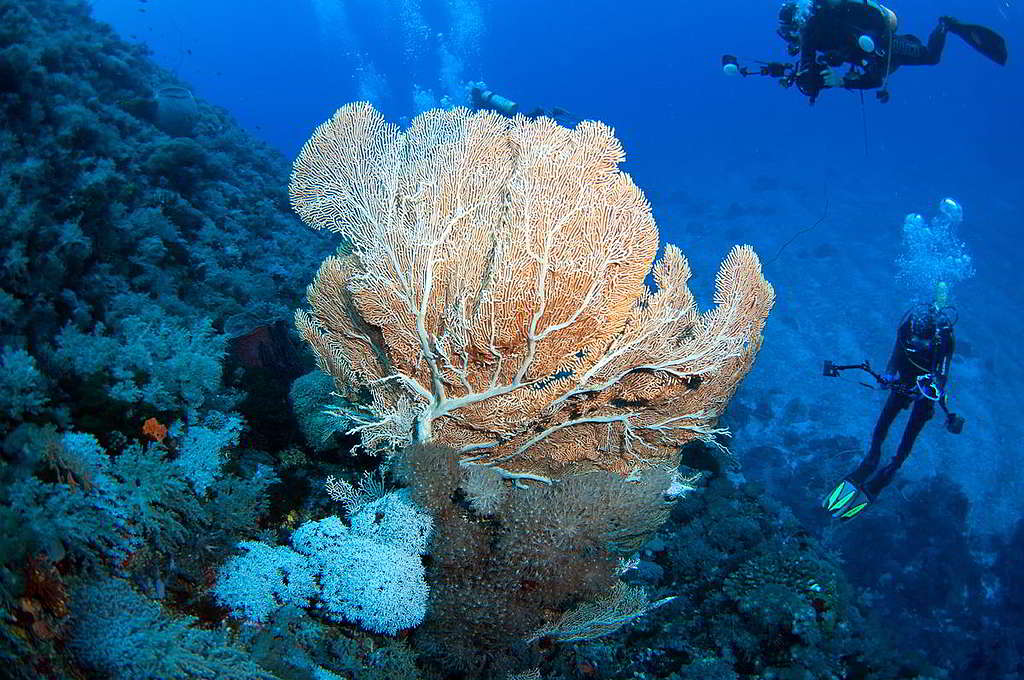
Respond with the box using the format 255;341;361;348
468;82;579;126
824;305;959;520
777;0;1007;104
855;306;955;494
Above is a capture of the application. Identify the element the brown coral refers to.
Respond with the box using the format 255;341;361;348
292;102;773;481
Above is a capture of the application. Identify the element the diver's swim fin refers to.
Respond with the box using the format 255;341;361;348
823;479;873;521
946;18;1008;66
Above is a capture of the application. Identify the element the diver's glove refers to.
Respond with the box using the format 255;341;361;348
880;372;898;387
820;67;844;88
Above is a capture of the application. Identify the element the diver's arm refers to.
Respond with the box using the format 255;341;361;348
936;331;954;392
798;32;816;74
883;322;910;378
937;362;951;408
796;59;826;99
795;27;823;97
878;339;902;384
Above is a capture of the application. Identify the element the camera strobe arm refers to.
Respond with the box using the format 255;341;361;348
824;359;965;434
722;55;797;83
822;360;885;384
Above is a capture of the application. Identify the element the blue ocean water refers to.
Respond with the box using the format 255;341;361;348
89;0;1022;174
2;0;1022;677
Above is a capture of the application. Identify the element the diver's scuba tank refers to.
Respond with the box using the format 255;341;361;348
855;1;898;55
860;0;899;32
478;89;518;116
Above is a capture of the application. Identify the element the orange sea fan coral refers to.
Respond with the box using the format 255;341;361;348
292;103;774;481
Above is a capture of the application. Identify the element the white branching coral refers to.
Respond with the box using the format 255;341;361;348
292;102;773;481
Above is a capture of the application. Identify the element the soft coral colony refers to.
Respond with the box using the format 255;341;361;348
291;102;774;480
284;101;774;674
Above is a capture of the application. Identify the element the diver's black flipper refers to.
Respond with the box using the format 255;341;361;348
947;19;1008;66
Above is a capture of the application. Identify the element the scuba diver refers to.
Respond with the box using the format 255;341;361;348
780;0;1007;103
468;82;579;126
823;303;963;520
725;0;1008;104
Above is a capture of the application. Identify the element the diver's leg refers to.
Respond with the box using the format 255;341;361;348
849;392;906;485
924;21;949;64
891;27;946;67
866;398;935;495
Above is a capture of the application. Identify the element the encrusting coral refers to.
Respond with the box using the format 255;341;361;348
291;102;774;481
